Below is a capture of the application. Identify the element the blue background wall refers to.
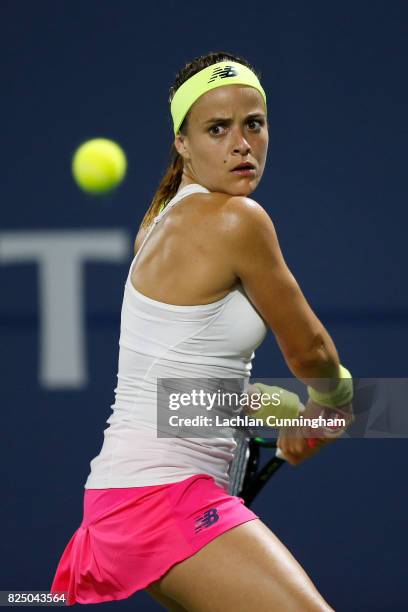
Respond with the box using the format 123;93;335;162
1;1;407;610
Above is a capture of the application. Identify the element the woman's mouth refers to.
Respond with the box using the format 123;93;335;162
231;168;256;176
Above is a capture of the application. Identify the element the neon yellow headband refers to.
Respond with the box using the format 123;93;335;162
170;61;267;136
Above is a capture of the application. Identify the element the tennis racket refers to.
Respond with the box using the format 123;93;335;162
227;386;354;506
228;429;319;507
228;435;286;507
228;380;361;506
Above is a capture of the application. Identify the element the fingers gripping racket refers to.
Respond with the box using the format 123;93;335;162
228;436;286;507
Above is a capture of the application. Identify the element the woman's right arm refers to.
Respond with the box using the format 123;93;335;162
222;195;341;394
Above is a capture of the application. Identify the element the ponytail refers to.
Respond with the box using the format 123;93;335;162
140;143;184;229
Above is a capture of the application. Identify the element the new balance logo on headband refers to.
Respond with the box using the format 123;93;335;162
194;508;220;532
208;65;239;83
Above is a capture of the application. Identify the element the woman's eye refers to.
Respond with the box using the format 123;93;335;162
248;119;264;130
209;124;224;135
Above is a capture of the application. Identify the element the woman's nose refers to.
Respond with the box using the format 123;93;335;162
233;138;251;154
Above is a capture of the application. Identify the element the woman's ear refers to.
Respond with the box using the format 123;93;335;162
174;134;190;161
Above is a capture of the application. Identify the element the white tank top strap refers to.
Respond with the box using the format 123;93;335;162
153;183;210;224
131;183;210;269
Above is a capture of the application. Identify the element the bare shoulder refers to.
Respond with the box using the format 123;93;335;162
133;192;271;257
219;193;268;218
215;194;277;255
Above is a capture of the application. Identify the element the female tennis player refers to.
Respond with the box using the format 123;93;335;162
50;51;353;611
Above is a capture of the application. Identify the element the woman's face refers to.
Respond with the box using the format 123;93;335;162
174;85;268;196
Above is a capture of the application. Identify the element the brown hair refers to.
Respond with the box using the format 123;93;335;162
140;51;262;229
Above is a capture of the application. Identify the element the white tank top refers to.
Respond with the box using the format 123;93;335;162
84;183;268;490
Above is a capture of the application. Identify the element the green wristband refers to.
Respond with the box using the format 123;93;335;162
250;383;301;420
307;364;353;407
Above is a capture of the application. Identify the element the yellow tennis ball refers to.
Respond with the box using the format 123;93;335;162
71;138;127;194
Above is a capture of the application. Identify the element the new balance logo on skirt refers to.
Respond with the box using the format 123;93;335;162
194;508;220;533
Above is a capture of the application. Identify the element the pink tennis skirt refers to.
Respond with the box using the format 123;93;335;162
50;473;259;606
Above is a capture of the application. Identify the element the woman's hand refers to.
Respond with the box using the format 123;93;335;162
277;398;354;465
